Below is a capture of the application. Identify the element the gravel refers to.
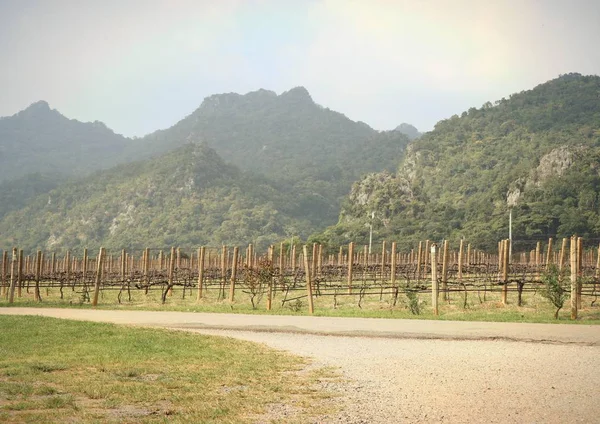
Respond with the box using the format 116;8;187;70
195;329;600;423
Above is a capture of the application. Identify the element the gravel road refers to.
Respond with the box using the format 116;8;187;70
2;308;599;423
196;329;599;423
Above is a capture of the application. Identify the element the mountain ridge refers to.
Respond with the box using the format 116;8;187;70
314;73;600;251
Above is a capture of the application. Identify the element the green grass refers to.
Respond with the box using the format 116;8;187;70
0;315;336;423
2;283;600;324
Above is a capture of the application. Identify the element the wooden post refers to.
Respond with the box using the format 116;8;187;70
381;240;387;282
498;241;504;280
279;242;284;277
546;238;553;267
1;250;6;297
431;244;438;316
535;241;541;281
229;246;239;302
570;236;578;320
441;240;449;301
143;247;150;292
347;242;354;294
267;245;274;311
8;248;17;303
65;250;71;293
559;238;567;271
91;247;105;307
197;247;205;301
120;249;126;281
311;243;318;280
424;240;430;279
502;239;509;305
291;244;296;272
458;239;464;282
168;247;175;296
390;241;397;288
317;244;323;277
303;245;314;314
34;250;42;302
595;243;600;279
577;237;583;309
416;241;422;280
220;245;227;299
464;243;470;266
17;249;23;297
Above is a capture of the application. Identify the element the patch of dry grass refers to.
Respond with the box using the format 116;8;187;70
0;315;336;423
3;283;600;323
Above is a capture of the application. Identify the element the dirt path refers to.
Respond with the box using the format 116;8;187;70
2;308;599;423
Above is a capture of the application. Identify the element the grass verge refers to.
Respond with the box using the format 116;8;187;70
2;285;600;324
0;315;337;423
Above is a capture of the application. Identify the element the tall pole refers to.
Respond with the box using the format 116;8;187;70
508;208;513;262
368;211;374;255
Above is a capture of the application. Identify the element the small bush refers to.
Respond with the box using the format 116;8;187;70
404;286;421;315
540;265;568;319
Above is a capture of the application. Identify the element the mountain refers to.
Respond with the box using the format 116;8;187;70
0;101;136;181
1;89;409;229
315;73;600;251
0;143;317;252
141;87;410;223
394;123;421;140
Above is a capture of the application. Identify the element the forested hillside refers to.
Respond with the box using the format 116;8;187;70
0;144;317;251
141;87;410;222
315;73;600;250
0;88;409;229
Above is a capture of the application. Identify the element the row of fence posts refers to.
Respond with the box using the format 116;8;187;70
2;236;596;319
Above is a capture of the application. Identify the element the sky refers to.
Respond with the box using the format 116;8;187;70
1;0;599;137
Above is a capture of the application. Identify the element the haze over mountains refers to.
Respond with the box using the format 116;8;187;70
0;87;410;251
1;73;599;252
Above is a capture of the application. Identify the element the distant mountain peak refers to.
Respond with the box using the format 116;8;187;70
394;123;421;140
280;86;313;103
30;100;50;108
25;100;51;113
14;100;64;121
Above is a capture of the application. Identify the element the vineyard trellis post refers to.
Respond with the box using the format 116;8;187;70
441;240;449;301
91;247;105;307
546;238;553;267
1;250;6;297
559;238;567;271
229;246;239;302
303;245;314;314
577;237;583;309
197;246;205;301
431;243;438;316
502;239;509;305
458;239;464;283
17;249;23;298
347;242;354;294
8;248;17;303
267;245;274;311
34;250;42;302
570;236;578;320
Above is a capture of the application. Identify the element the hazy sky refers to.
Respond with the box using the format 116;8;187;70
1;0;599;137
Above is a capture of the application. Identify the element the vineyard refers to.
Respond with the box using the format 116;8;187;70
2;237;599;320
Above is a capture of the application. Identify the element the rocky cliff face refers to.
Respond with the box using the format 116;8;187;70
506;145;584;207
